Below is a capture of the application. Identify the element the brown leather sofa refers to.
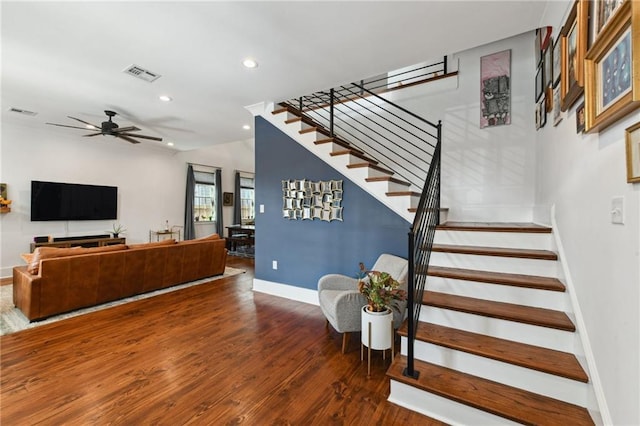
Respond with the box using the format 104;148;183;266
12;235;227;321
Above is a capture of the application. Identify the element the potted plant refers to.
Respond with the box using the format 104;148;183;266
357;262;407;355
109;222;126;238
357;262;407;313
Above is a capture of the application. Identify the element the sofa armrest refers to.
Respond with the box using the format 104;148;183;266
13;266;42;321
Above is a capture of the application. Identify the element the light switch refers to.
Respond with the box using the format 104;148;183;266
260;204;265;213
611;196;624;224
272;260;278;270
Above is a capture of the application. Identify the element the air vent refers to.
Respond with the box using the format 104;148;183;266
122;64;161;82
9;107;37;116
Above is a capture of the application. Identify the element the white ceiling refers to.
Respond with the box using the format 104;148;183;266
1;1;548;151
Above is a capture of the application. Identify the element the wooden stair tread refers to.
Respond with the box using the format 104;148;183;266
432;243;558;260
365;176;409;186
299;126;330;136
398;322;588;382
315;137;363;154
422;291;575;331
387;356;594;425
427;265;565;292
330;149;378;165
438;222;552;233
386;191;420;197
346;162;393;175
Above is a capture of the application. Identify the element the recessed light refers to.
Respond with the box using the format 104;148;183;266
242;124;251;130
159;95;172;102
167;142;174;146
242;58;258;69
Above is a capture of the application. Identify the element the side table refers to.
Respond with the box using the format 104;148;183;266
149;229;181;242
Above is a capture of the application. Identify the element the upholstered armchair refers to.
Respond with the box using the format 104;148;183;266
317;253;409;353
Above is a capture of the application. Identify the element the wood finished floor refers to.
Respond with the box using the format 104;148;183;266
1;257;443;425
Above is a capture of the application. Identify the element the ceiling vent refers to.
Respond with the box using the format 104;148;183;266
9;107;37;116
122;64;161;83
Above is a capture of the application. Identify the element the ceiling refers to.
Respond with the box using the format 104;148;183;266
1;1;548;151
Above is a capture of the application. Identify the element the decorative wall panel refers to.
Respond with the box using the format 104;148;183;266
282;179;343;221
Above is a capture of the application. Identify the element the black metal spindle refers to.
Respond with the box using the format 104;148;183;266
330;88;334;137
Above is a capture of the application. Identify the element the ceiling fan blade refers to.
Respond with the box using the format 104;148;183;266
116;134;141;144
83;132;103;137
113;126;141;133
67;116;100;129
118;133;163;141
46;123;89;130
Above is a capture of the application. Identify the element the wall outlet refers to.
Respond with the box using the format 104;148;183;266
260;204;265;213
272;260;278;270
611;196;624;224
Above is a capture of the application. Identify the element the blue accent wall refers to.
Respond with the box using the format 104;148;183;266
254;116;409;290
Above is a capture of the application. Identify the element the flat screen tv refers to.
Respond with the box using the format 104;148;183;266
31;180;118;221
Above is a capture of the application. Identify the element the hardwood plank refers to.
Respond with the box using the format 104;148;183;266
427;265;566;292
431;243;558;260
422;291;575;331
437;222;552;233
398;322;588;382
388;356;594;425
0;257;438;425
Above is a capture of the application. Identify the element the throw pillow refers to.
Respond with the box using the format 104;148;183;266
27;246;82;274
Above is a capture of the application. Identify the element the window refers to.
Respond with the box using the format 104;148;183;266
194;171;216;222
240;175;255;224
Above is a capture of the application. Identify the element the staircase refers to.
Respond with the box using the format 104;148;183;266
387;222;596;425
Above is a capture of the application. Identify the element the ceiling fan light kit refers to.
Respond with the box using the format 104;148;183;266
46;110;162;144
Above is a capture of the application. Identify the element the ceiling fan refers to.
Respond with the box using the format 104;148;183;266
46;110;162;144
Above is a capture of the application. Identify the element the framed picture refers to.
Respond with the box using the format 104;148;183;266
539;96;547;128
596;0;625;37
223;192;234;206
553;85;564;126
584;0;639;132
552;37;562;87
0;183;6;199
561;0;589;111
535;64;544;102
576;101;586;133
535;29;542;66
625;121;640;182
480;49;511;128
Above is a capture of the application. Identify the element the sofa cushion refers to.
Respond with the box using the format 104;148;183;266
196;233;220;240
21;253;34;264
27;246;82;274
128;239;176;249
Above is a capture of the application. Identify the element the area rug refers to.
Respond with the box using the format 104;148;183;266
0;266;244;336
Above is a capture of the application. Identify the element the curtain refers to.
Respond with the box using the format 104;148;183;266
215;168;223;236
233;171;241;225
184;165;195;240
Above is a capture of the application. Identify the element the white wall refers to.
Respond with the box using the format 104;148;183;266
534;2;639;424
384;31;537;222
0;121;254;278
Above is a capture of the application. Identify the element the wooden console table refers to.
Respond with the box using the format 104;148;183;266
30;236;126;252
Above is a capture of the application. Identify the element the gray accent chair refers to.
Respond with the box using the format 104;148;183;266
317;253;409;353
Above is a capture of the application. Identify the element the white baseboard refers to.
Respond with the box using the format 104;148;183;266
252;278;319;306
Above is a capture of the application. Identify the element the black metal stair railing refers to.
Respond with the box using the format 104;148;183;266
404;134;441;379
279;57;448;190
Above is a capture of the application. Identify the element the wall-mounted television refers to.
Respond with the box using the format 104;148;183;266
31;180;118;221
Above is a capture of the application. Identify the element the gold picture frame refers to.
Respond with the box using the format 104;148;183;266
584;0;639;132
626;121;640;183
561;0;590;111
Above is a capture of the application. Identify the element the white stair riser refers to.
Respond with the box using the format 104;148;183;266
400;338;588;406
419;307;576;352
367;179;410;193
430;251;559;278
388;380;521;426
348;166;392;181
434;230;553;250
426;276;567;311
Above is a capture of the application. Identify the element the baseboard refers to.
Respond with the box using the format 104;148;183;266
550;206;608;425
252;278;319;306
